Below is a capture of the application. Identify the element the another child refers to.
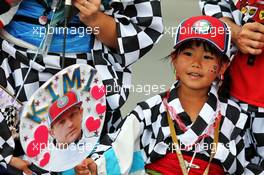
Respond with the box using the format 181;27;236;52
75;16;264;175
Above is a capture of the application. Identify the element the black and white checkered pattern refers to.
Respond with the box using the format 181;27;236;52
0;112;15;170
0;0;163;134
199;0;245;25
231;98;264;167
137;82;253;174
232;98;264;114
200;0;264;172
0;0;163;173
95;81;263;174
0;106;19;139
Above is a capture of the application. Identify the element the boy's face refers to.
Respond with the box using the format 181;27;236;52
172;42;228;91
50;106;83;145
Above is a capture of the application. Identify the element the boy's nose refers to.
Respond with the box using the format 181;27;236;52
191;61;201;68
191;55;202;68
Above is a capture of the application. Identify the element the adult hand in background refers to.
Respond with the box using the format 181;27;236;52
74;0;101;23
73;0;118;49
220;17;264;55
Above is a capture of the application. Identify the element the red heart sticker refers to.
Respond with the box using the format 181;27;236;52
26;125;49;157
26;140;40;157
91;85;105;100
85;116;101;132
34;125;49;149
39;152;50;167
96;103;106;114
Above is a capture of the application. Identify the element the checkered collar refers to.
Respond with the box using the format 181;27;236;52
166;80;220;146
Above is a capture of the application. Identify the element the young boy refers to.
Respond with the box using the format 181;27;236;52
75;16;264;175
48;91;83;147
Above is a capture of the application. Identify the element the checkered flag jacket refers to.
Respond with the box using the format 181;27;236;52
93;81;264;174
199;0;250;26
0;0;163;135
0;112;15;171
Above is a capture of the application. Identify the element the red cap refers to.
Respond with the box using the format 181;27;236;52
48;91;82;126
174;16;231;60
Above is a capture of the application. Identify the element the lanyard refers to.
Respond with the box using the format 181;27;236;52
13;0;60;102
166;103;221;175
163;90;220;145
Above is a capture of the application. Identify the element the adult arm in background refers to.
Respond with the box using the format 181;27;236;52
74;0;118;49
219;17;264;55
2;0;163;62
0;0;163;112
75;0;164;111
74;0;163;66
199;0;264;56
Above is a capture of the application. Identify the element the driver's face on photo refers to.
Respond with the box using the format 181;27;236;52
50;106;83;144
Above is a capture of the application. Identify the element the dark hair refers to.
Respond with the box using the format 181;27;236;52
218;67;230;98
170;39;229;64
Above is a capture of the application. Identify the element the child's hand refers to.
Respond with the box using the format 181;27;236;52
73;0;101;25
9;157;32;175
75;158;97;175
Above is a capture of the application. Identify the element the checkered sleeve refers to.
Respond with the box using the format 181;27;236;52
199;0;233;19
106;0;163;67
0;112;15;170
93;52;132;110
93;0;163;111
199;0;243;25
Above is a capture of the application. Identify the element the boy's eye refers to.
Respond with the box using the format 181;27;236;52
183;51;192;56
203;55;215;60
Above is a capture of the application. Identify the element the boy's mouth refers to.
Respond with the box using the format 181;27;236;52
187;72;202;77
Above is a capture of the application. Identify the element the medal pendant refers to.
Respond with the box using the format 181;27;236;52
39;15;48;25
